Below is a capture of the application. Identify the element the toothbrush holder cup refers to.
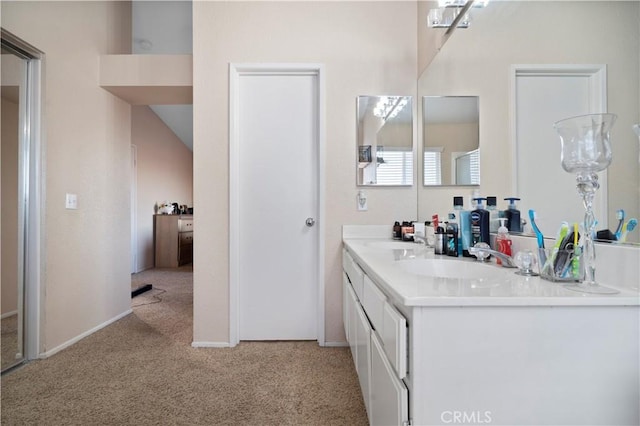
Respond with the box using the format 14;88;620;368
538;247;582;283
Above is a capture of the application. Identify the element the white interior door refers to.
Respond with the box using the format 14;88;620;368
513;65;607;235
233;66;321;341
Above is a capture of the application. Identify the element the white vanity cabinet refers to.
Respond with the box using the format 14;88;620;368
343;235;640;426
343;249;409;426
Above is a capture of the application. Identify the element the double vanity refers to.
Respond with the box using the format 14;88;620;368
343;226;639;426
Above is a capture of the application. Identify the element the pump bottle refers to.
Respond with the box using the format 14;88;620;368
495;218;512;266
471;197;490;246
504;197;522;233
487;196;500;233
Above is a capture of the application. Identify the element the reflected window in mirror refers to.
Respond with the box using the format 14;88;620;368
423;96;479;186
357;96;414;186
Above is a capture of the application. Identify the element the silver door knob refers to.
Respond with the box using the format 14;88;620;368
305;217;316;227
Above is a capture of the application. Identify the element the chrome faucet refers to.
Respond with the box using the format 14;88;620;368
469;244;517;268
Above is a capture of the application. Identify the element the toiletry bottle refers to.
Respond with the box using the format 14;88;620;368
471;197;490;246
401;221;414;241
495;218;512;266
487;196;500;233
393;221;402;240
434;226;445;255
448;196;464;256
504;197;523;233
453;197;473;257
446;222;459;257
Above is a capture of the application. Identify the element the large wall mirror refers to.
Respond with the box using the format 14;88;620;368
357;95;414;186
423;96;479;186
417;0;639;244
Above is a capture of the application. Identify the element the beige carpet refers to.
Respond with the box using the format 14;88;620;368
1;315;20;371
1;266;367;425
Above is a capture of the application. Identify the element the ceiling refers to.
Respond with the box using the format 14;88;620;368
132;0;193;150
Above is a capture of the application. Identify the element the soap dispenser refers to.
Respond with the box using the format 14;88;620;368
504;197;523;233
495;218;512;266
487;196;500;233
471;197;490;246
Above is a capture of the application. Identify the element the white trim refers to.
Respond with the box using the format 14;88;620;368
26;55;45;361
130;144;138;274
191;341;231;348
229;63;326;347
1;311;19;320
41;309;132;358
510;64;608;227
323;341;349;348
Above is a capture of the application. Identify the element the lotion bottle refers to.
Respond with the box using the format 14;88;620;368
495;218;512;266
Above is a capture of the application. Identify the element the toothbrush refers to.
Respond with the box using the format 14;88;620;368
614;209;625;240
548;222;569;275
620;218;638;243
529;209;545;248
571;222;580;279
529;209;547;266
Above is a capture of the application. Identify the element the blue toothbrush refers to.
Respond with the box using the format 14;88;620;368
620;218;638;243
529;209;545;248
614;209;625;240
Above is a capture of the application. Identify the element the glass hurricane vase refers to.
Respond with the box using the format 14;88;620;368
553;113;619;294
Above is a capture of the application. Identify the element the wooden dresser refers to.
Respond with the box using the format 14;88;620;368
154;214;193;268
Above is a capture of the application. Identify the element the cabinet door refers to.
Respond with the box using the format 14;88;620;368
370;332;408;426
345;282;359;367
355;301;372;419
382;302;407;379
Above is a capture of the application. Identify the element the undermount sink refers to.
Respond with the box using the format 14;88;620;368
364;241;421;250
397;258;511;280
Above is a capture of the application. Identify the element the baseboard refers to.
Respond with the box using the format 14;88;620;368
41;309;133;358
324;341;349;347
191;341;231;348
1;310;18;320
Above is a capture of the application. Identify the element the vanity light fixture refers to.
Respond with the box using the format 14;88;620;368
427;0;489;32
373;96;409;122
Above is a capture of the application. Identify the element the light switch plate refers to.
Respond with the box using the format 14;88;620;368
65;193;78;209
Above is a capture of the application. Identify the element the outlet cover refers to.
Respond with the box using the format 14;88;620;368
65;193;78;209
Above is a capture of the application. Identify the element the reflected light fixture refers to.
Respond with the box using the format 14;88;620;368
373;96;409;122
428;0;489;31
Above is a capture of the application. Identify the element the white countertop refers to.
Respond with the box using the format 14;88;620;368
343;238;640;307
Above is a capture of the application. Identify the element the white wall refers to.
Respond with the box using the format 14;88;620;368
193;1;419;345
2;1;133;354
132;105;193;272
417;1;640;239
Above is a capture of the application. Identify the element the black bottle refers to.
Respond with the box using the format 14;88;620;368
504;197;522;233
471;197;490;246
393;221;402;240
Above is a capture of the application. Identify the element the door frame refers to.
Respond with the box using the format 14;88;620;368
2;29;45;362
510;64;608;226
228;63;326;347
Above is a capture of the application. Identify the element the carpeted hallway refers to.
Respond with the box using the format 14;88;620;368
0;266;367;425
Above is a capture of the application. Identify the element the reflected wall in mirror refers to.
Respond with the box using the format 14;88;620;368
417;0;639;244
357;96;413;186
423;96;479;186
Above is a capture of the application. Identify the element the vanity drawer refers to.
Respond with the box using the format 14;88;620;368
362;274;386;333
382;302;407;379
179;231;193;246
179;219;193;232
343;249;364;300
